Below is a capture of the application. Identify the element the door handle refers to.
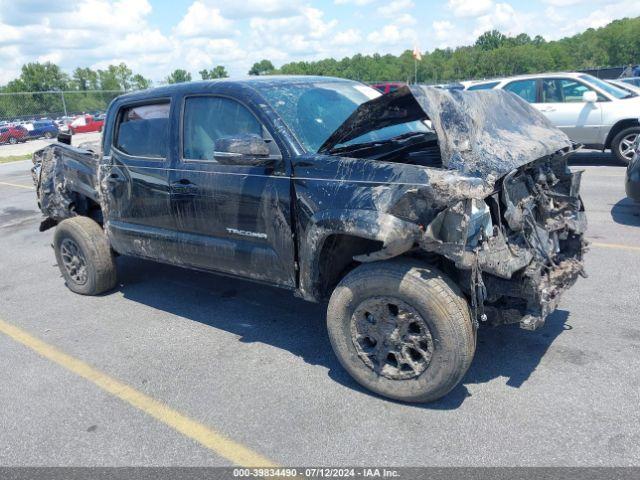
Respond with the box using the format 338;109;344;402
171;179;198;195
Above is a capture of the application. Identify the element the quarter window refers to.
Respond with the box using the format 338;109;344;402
183;97;263;161
503;79;537;103
115;102;170;158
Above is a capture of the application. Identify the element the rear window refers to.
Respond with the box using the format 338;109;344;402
115;102;170;158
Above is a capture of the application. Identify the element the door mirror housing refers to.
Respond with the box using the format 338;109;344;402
582;91;598;103
213;134;271;165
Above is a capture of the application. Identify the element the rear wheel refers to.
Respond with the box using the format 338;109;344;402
44;131;54;139
8;136;17;144
612;127;640;164
53;217;117;295
327;259;476;403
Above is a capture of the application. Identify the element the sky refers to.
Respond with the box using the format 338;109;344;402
0;0;638;85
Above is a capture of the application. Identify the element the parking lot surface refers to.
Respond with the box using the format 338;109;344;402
0;152;639;466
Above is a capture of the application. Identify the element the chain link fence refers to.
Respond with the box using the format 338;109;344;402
0;90;125;123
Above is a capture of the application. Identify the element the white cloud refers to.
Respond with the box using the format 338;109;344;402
332;29;363;46
377;0;414;17
174;1;236;38
367;23;416;45
447;0;494;18
473;2;525;38
432;20;456;47
216;0;301;19
334;0;376;5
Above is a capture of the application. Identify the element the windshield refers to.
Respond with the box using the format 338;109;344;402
579;74;631;99
254;80;429;152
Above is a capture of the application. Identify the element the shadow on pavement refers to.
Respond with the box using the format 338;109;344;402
611;197;640;226
116;257;571;410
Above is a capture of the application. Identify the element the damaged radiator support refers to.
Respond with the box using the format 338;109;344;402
417;152;587;331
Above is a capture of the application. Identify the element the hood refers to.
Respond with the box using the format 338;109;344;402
319;85;574;179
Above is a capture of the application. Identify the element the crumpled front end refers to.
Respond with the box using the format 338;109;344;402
419;148;587;330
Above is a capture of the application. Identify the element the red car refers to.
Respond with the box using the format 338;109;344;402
0;125;27;144
69;115;104;135
371;82;406;94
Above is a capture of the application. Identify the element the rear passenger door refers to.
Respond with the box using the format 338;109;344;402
103;100;180;262
169;95;295;287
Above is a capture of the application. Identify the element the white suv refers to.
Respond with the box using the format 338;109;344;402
464;72;640;163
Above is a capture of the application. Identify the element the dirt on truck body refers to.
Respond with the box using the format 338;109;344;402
32;78;587;402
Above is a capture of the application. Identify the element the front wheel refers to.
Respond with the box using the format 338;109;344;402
53;217;117;295
327;259;476;403
8;136;18;144
612;127;640;164
44;131;54;139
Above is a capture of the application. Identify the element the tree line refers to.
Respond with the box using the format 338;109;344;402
1;16;638;120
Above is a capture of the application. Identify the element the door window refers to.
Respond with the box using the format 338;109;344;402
183;97;265;161
541;78;603;103
503;79;537;103
115;102;170;158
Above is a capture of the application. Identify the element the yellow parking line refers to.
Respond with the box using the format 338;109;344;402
591;242;640;252
0;318;276;467
0;181;34;190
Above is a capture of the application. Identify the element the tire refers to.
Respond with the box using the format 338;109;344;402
611;126;640;165
8;136;17;144
53;217;117;295
327;259;475;403
44;131;54;139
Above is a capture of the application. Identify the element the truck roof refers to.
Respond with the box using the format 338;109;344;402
115;75;356;102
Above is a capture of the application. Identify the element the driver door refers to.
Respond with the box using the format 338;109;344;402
169;95;295;286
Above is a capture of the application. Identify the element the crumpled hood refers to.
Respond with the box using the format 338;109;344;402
319;85;574;179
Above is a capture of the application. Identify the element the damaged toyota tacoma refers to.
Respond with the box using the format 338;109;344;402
32;77;587;402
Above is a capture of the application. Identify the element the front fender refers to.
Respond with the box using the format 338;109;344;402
297;208;422;301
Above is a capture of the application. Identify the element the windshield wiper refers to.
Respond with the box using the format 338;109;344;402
329;131;430;154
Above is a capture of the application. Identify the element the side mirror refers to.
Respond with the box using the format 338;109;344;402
582;91;598;103
213;134;271;165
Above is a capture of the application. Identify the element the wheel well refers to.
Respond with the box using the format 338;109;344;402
316;234;383;299
69;195;103;225
605;119;640;148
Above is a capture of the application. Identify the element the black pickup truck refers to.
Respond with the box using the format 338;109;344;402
32;77;587;402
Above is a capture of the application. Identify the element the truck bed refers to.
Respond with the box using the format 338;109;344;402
31;141;101;229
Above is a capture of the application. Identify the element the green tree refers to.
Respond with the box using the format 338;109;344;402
199;66;229;80
166;69;192;84
131;74;152;90
5;62;70;92
248;59;276;76
475;30;508;51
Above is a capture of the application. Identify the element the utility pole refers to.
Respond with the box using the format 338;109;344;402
59;90;68;117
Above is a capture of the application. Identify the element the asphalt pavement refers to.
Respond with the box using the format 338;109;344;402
0;152;639;467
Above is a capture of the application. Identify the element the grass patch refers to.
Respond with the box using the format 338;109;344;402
0;154;31;164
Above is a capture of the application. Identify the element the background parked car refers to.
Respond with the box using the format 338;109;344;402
463;72;640;164
607;79;640;94
371;82;406;94
68;114;104;135
0;125;28;144
25;120;59;140
619;77;640;88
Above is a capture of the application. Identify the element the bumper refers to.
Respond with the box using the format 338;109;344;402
421;151;587;331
